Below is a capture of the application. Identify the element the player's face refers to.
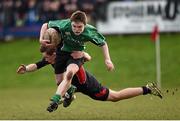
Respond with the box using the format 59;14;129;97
42;52;56;64
71;21;85;35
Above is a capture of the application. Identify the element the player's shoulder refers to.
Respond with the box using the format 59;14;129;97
84;24;98;36
49;19;70;23
85;24;97;30
48;19;71;28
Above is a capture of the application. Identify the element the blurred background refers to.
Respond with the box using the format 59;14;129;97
0;0;108;40
0;0;179;40
0;0;180;120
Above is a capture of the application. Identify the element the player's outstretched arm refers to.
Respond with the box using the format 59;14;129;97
101;42;114;71
17;64;38;74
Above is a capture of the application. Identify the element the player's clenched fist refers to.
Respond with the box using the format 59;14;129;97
105;59;114;71
17;64;26;74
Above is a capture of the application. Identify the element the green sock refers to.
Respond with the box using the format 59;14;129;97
51;94;61;103
67;85;76;95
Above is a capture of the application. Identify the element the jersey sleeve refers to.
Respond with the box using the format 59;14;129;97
35;58;49;69
86;25;106;47
48;19;70;32
48;20;60;28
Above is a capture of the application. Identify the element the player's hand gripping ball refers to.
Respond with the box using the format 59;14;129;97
42;28;61;48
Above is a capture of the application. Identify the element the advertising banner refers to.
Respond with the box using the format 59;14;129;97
97;0;180;34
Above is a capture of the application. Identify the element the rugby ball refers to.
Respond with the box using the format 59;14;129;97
43;28;61;47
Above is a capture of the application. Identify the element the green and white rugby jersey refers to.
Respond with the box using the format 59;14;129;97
48;19;105;52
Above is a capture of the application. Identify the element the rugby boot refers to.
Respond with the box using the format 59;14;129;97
63;85;77;107
146;82;163;99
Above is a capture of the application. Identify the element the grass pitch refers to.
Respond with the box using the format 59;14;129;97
0;88;179;120
0;34;180;119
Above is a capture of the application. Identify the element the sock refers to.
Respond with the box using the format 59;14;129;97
67;85;76;94
51;94;61;103
142;86;151;95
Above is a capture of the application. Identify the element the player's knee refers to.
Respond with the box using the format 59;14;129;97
56;79;62;86
108;91;120;102
110;95;119;102
56;82;60;86
55;75;63;86
66;71;74;81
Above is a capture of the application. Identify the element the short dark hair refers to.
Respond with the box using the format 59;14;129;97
70;10;87;25
40;46;56;55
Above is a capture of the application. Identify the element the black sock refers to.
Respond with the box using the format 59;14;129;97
142;86;151;95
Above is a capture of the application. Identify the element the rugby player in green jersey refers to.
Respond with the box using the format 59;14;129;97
39;11;114;108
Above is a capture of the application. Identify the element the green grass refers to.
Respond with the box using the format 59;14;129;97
0;88;179;120
0;34;180;119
